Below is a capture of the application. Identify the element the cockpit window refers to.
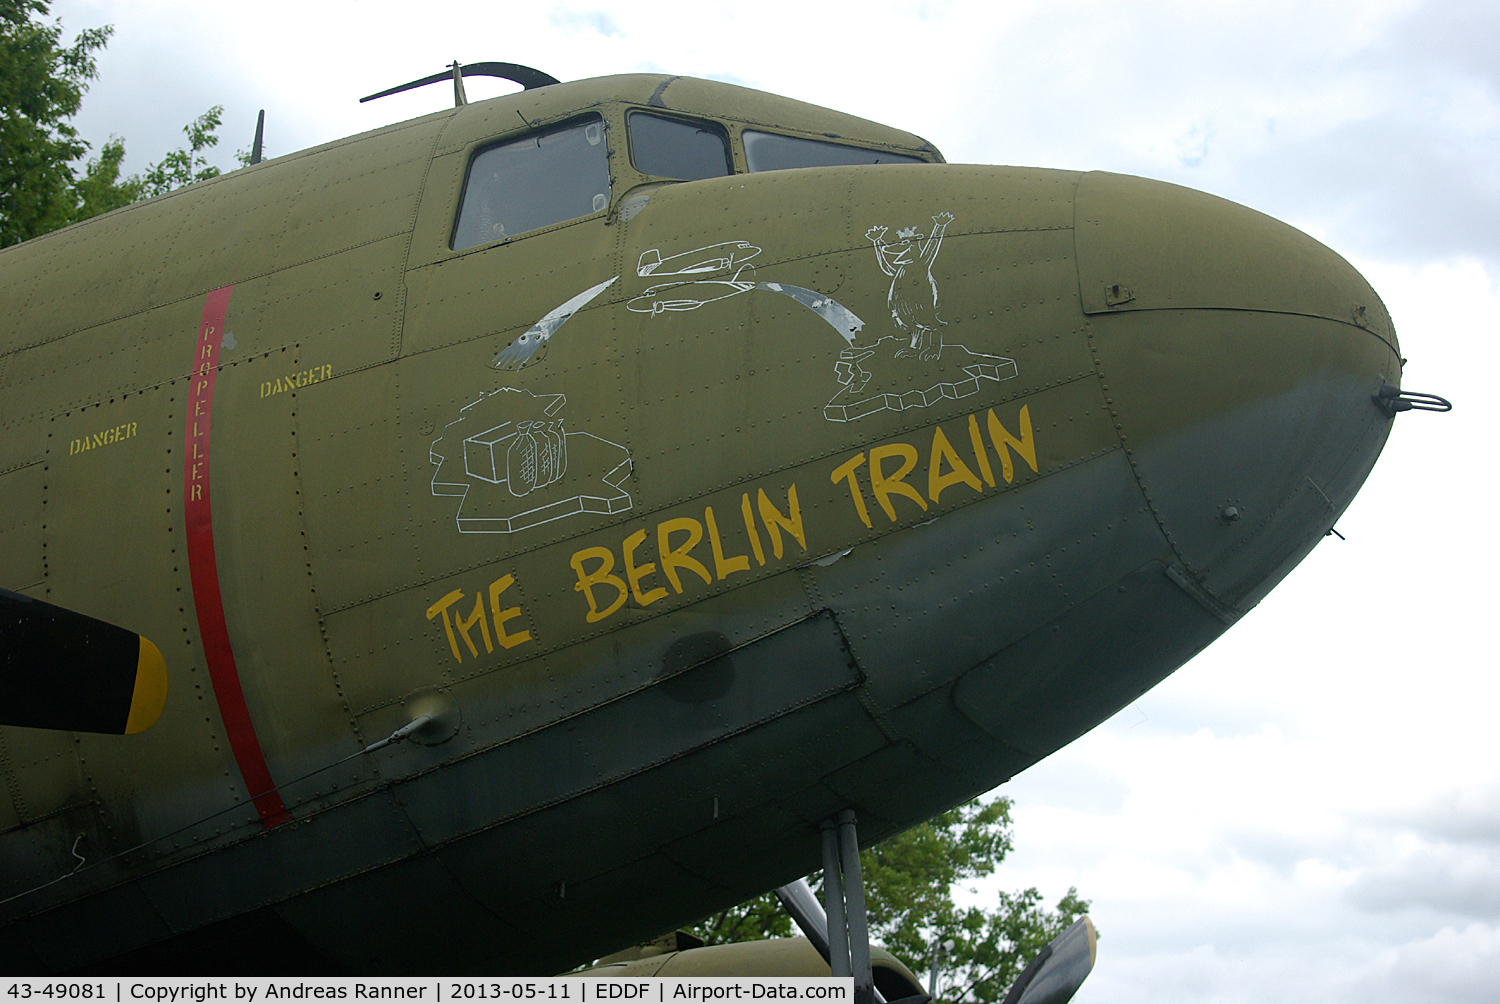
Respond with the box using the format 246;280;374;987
452;115;610;250
628;112;732;182
742;131;927;172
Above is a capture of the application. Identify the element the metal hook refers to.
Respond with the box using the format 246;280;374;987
1374;381;1452;417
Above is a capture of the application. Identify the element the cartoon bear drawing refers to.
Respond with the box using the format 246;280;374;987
866;212;954;361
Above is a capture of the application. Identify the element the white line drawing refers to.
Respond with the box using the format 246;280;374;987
623;225;1017;425
637;241;761;277
825;212;1018;421
629;242;762;316
867;212;951;361
628;274;758;316
628;240;865;340
492;275;619;371
463;394;569;496
824;343;1018;422
431;387;632;534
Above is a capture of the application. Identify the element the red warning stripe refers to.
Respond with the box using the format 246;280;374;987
184;286;289;828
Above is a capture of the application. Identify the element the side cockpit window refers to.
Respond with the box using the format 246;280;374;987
742;131;928;172
452;115;610;250
628;112;732;182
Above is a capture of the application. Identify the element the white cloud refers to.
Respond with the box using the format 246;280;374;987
548;8;625;38
52;0;1500;271
1348;841;1500;918
1354;924;1500;1004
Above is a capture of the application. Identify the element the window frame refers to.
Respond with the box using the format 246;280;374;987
449;112;613;252
624;109;735;183
738;128;935;173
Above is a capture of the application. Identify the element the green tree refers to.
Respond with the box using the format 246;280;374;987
687;798;1091;1004
135;105;226;199
0;0;113;245
691;886;796;946
1;1;233;247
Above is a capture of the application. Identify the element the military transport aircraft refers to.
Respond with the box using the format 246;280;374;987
0;61;1445;977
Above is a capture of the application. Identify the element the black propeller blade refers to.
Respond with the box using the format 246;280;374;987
1002;916;1097;1004
0;588;167;735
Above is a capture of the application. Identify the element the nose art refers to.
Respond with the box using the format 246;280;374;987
1073;172;1403;613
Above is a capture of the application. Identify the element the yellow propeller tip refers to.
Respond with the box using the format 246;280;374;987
124;635;168;735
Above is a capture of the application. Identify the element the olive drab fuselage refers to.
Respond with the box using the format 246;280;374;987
0;74;1400;973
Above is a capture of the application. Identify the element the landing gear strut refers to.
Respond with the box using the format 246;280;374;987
821;810;874;1002
775;810;905;1004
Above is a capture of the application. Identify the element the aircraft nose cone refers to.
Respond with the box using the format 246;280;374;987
1073;172;1403;612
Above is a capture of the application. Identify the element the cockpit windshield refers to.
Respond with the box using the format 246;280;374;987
628;112;732;182
742;131;927;172
452;115;610;250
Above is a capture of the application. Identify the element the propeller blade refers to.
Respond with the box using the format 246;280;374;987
1002;916;1097;1004
0;588;167;735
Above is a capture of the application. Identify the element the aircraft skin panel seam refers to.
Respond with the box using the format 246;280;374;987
263;110;458;165
851;683;902;745
811;444;1139;709
81;674;866;903
1081;318;1195;587
0;796;101;839
612;226;1073;275
393;287;620;365
32;792;417;921
0;729;24;830
89;606;846;865
1087;304;1402;359
280;343;374;761
409;609;856;769
0;455;44;479
794;563;829;614
391;94;470;361
819;606;896;733
383;681;865;850
932;223;1075;240
361;601;833;726
2;231;415;360
1163;563;1240;625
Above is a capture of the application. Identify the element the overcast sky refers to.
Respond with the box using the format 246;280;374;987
47;1;1499;999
